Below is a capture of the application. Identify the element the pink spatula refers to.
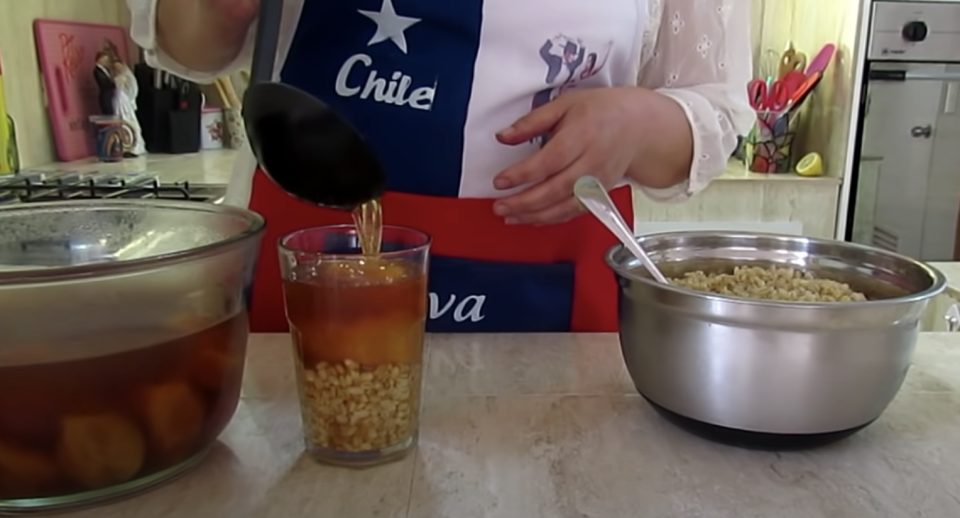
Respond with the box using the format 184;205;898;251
806;44;836;76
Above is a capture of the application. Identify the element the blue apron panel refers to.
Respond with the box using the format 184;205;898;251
276;0;580;333
281;0;484;198
426;255;574;332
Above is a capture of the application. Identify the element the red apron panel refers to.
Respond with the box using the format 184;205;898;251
248;169;634;333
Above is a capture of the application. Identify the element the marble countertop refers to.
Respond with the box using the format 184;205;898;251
62;332;960;518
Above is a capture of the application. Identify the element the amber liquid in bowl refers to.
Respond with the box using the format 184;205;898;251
0;313;248;502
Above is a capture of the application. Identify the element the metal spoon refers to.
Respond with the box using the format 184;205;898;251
242;0;385;210
573;176;670;284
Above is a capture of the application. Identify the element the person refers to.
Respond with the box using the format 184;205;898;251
111;61;147;157
128;0;755;334
92;52;116;116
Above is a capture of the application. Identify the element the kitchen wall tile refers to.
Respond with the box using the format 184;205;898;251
634;180;840;239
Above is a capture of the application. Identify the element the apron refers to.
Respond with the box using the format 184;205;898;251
248;0;646;333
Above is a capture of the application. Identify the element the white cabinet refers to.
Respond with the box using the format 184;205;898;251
855;63;960;260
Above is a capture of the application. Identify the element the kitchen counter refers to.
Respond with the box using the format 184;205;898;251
717;158;840;183
32;154;838;186
32;151;235;185
921;263;960;332
931;262;960;292
25;153;840;237
62;332;960;518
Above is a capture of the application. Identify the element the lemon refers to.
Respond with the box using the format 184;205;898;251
796;152;824;177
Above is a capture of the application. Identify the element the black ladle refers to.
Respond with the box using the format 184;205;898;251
241;0;385;210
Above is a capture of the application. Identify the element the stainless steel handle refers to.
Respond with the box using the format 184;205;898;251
911;125;933;138
945;304;960;332
904;71;960;81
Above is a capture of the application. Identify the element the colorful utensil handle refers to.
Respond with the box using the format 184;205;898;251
787;72;822;113
770;81;789;110
748;80;767;109
806;44;836;75
795;54;808;73
791;72;821;103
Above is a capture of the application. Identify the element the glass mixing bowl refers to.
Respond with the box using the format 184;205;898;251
0;200;264;513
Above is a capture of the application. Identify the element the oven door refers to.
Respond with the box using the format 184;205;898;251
852;62;960;261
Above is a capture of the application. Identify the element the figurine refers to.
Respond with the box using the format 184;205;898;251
111;60;145;157
92;51;116;117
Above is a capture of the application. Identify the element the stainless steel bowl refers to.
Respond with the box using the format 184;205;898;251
606;231;946;446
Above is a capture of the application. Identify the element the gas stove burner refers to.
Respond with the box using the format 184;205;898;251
0;171;226;204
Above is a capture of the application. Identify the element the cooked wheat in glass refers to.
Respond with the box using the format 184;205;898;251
670;265;867;302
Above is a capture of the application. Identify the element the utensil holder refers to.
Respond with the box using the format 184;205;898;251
745;110;801;174
89;116;135;162
224;107;247;149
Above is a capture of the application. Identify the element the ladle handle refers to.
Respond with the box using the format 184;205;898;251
250;0;285;84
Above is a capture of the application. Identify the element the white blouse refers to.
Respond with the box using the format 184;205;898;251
127;0;754;205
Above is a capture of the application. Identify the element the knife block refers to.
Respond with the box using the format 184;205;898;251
168;110;201;154
134;64;203;154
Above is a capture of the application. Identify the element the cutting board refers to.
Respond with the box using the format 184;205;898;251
33;19;131;162
0;47;18;175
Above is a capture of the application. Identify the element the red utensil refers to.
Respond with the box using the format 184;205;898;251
748;79;790;111
786;71;823;112
781;71;806;94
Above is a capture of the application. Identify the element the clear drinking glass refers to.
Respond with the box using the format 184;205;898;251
278;224;430;467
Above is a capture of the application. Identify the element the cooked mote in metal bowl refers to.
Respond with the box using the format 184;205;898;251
606;231;945;450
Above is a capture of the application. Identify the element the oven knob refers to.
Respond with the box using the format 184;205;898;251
902;20;928;42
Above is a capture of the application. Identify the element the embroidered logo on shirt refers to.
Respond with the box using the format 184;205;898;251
334;0;437;111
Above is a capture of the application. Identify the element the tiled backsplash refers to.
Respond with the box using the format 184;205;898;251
634;174;840;239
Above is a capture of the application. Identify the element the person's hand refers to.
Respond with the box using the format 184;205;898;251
204;0;260;24
157;0;259;72
492;88;664;225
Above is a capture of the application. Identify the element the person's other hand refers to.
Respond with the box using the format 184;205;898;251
492;87;690;225
157;0;260;72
